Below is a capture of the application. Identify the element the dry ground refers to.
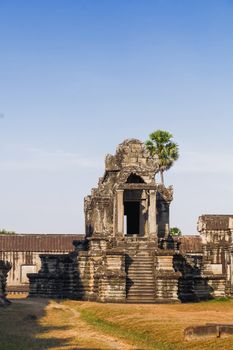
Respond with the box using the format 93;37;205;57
1;297;233;350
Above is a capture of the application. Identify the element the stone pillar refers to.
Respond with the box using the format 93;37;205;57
117;190;124;236
140;200;147;236
165;223;170;239
148;190;156;238
139;190;148;236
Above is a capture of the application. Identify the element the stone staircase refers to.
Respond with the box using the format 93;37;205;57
125;254;155;303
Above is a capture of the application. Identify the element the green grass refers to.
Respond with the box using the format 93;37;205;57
80;308;180;350
207;296;232;303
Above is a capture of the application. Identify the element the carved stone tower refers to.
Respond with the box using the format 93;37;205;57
28;139;181;303
78;139;180;303
84;139;174;241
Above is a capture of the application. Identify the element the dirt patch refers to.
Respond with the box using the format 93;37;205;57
46;301;135;350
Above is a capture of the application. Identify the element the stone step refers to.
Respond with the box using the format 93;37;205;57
126;263;153;266
126;262;154;265
127;295;155;300
126;300;155;303
126;279;155;284
126;256;154;259
126;259;154;262
127;289;155;294
127;287;154;291
127;272;154;275
126;277;154;282
127;282;154;287
127;282;154;286
125;252;154;257
127;268;154;271
127;271;154;274
127;279;154;283
125;261;154;267
127;286;155;290
125;253;155;304
127;270;154;273
126;280;154;284
126;262;154;266
127;294;155;298
127;269;154;272
126;262;153;265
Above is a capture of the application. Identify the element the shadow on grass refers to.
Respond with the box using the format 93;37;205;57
0;298;100;350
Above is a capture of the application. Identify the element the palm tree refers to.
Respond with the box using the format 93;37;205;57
145;130;179;184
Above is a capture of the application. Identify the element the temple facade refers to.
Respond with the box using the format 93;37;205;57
28;139;233;303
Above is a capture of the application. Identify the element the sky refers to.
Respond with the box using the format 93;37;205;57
0;0;233;234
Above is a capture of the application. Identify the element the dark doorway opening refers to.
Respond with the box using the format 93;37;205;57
126;173;145;183
124;201;140;234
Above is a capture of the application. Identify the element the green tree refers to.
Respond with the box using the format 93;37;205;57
0;229;16;235
145;130;179;184
170;227;182;237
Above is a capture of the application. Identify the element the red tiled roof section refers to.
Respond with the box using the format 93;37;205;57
199;215;233;230
175;235;203;254
0;234;84;252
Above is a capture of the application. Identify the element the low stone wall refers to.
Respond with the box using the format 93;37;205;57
0;260;12;306
185;323;233;340
28;253;77;298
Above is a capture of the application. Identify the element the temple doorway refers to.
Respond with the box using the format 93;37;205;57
124;201;140;235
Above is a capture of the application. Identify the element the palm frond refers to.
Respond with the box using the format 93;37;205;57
145;130;179;183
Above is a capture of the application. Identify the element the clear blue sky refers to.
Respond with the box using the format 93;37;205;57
1;0;233;234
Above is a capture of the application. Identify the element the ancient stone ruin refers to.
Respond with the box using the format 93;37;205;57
198;215;233;297
0;260;12;306
28;139;233;303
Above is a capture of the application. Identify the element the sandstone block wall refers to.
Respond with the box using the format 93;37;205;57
0;260;11;306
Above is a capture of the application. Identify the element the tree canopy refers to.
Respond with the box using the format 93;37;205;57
145;130;179;184
170;227;182;237
0;229;16;235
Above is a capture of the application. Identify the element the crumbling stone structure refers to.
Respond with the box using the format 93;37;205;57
27;139;233;303
0;260;12;306
197;215;233;298
28;139;181;303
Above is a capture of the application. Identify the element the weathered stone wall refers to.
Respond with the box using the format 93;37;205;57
0;234;83;293
28;253;77;298
0;260;11;306
198;215;233;297
98;252;126;302
155;250;181;303
0;251;57;292
173;254;213;302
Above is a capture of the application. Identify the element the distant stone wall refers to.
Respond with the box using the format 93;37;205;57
0;234;83;293
0;260;12;306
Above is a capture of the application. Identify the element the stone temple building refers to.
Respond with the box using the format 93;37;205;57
27;139;233;303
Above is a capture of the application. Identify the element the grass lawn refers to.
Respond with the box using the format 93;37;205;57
1;297;233;349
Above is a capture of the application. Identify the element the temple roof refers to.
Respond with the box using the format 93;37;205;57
0;234;84;252
175;235;203;254
198;215;233;231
